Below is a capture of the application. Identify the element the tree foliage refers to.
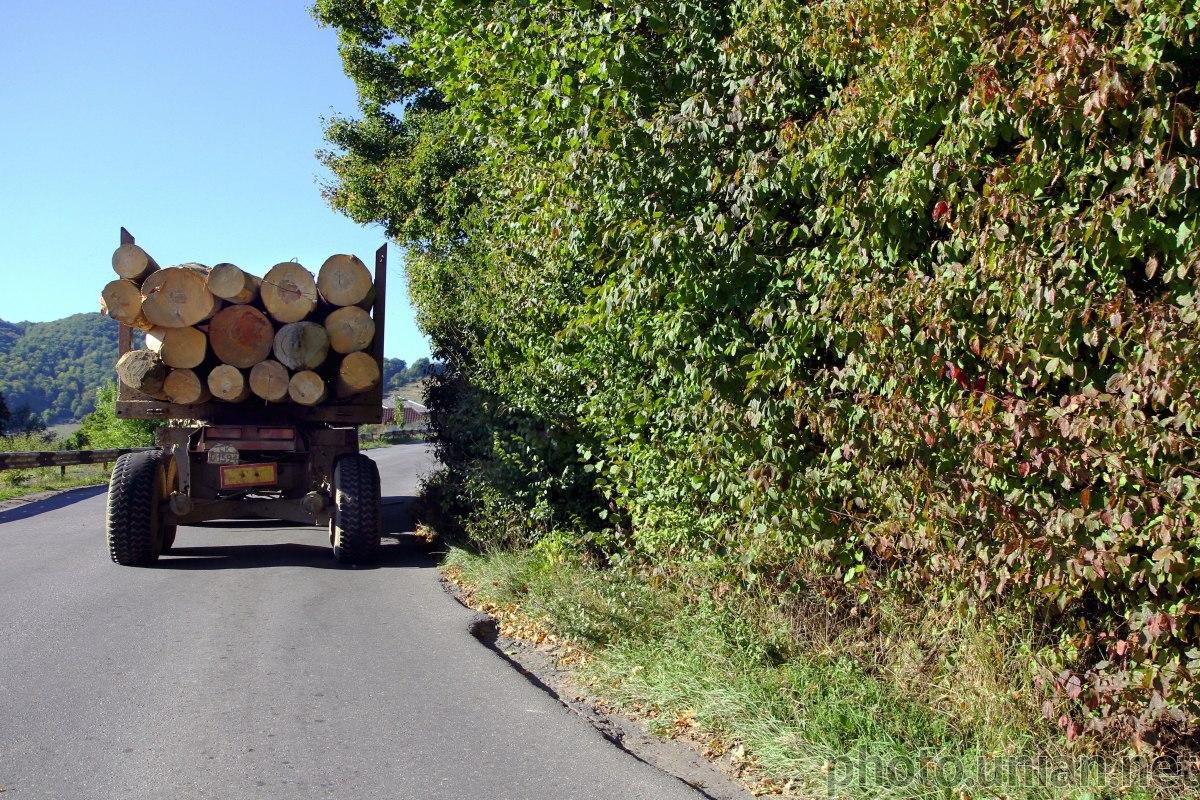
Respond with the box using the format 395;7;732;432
317;0;1200;744
72;383;161;449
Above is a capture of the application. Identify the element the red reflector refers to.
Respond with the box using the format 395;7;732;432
206;426;242;439
258;427;295;440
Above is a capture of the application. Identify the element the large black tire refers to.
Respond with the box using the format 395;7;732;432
331;454;381;565
106;451;167;566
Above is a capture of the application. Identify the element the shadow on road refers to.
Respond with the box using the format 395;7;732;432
153;495;440;571
159;539;436;570
0;484;108;526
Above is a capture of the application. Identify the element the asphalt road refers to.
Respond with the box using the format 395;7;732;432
0;444;706;800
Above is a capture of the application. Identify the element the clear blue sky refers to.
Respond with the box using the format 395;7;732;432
0;1;430;363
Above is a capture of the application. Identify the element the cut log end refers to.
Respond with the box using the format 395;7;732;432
141;267;219;328
317;254;373;307
100;279;152;330
112;243;160;282
288;370;327;406
337;351;381;398
116;350;169;399
261;262;318;323
273;321;330;371
207;263;261;304
324;305;375;354
249;360;290;403
208;364;250;403
209;305;274;369
145;326;207;369
163;369;210;405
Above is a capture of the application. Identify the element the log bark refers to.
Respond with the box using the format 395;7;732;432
163;368;210;405
140;267;220;327
116;350;169;398
249;359;290;402
208;305;275;369
317;254;373;307
336;351;381;398
207;263;261;304
208;364;250;402
261;262;318;323
111;243;160;282
324;306;375;354
100;279;152;330
145;326;207;369
273;321;330;371
288;370;327;406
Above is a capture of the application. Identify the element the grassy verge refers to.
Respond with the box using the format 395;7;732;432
445;546;1187;800
0;432;112;503
0;464;109;502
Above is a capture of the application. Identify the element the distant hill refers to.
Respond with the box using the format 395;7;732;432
0;314;119;424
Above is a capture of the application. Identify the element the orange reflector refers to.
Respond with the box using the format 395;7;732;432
219;463;278;489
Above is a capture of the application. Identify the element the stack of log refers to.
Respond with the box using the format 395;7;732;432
102;244;381;407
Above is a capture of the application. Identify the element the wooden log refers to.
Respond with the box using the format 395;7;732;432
261;262;318;323
317;254;373;307
324;306;375;354
145;326;207;369
100;279;152;330
116;349;168;398
207;263;261;304
336;351;381;398
111;243;159;282
140;266;220;327
249;359;290;403
163;368;210;405
208;305;274;369
288;370;327;406
273;321;330;371
207;364;250;403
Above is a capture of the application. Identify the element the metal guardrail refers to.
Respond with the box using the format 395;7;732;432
0;448;154;471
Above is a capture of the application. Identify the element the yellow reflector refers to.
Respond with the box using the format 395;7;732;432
219;463;278;489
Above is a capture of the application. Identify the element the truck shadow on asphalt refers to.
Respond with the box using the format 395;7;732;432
152;495;441;571
0;485;108;526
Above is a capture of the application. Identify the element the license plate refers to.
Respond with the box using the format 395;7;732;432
219;463;277;489
207;443;239;465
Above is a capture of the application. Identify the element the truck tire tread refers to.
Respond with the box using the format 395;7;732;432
106;451;163;566
331;454;381;565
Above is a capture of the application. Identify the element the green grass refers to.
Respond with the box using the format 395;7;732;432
446;546;1184;800
389;379;428;405
0;432;110;502
0;464;109;502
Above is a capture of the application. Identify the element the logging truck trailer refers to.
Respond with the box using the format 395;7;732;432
105;228;386;567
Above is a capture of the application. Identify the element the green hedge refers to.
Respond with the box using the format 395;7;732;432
317;0;1200;744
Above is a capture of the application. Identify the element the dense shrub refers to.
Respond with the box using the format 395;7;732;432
317;0;1200;744
72;383;161;449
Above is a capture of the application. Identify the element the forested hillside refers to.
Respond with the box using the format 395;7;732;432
0;314;118;424
317;0;1200;765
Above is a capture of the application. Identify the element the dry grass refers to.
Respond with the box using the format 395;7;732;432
444;546;1190;800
